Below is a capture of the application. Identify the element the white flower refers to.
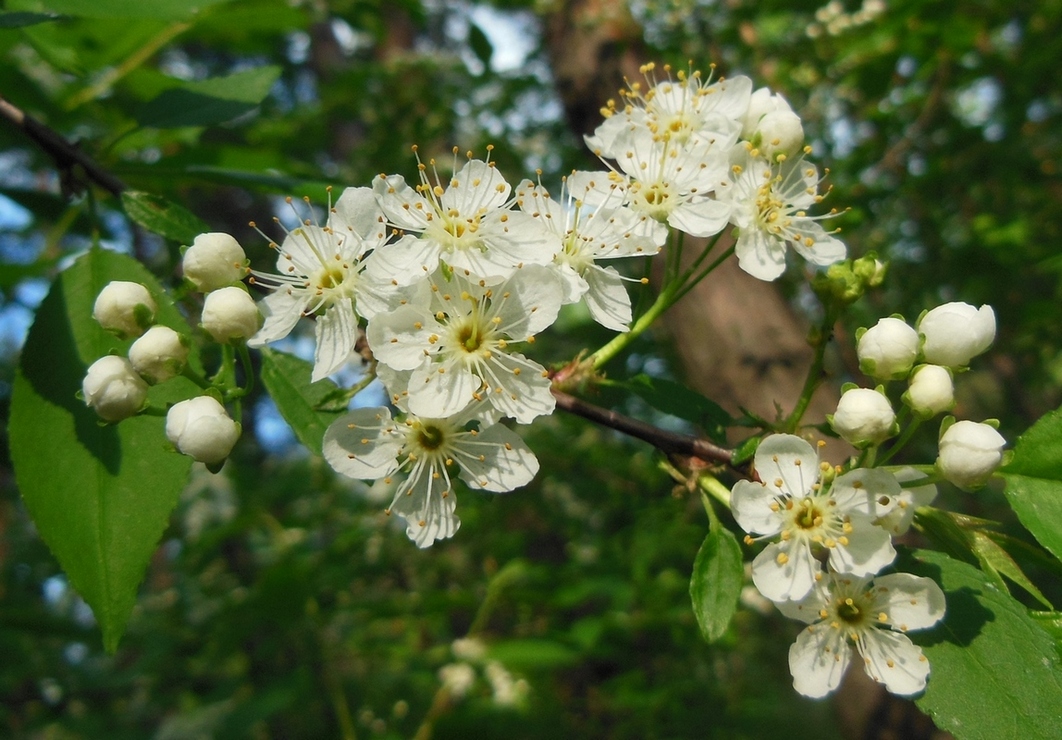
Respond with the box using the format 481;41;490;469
597;127;733;238
201;286;260;343
917;302;996;367
741;88;804;161
937;420;1006;491
183;232;247;292
93;281;156;338
248;187;410;381
367;266;563;424
904;365;955;418
731;434;897;602
370;153;556;285
586;63;751;158
515;174;663;331
857;317;919;380
322;404;539;548
777;571;945;698
438;663;476;699
128;325;188;384
876;468;937;536
165;395;241;466
717;147;846;281
82;355;149;422
830;388;897;448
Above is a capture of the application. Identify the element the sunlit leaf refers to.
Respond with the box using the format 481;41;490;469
1002;406;1062;563
121;190;210;244
136;66;281;128
258;348;346;457
689;526;744;643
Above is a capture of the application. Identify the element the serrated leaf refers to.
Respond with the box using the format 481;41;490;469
9;248;198;652
121;190;209;244
969;530;1052;608
689;527;744;643
1002;406;1062;563
258;348;345;457
621;374;732;443
135;66;281;128
904;550;1062;740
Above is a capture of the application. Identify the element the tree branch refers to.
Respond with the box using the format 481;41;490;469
0;93;126;198
551;388;743;473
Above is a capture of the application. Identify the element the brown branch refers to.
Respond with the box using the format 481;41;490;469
0;93;126;198
551;388;742;473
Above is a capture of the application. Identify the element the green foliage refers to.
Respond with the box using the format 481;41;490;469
8;249;197;651
135;66;282;129
689;525;743;643
620;373;732;442
907;550;1062;740
1003;406;1062;563
121;190;210;244
258;348;346;457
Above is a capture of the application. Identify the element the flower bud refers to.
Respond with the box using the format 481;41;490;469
904;364;954;418
82;355;149;422
857;317;919;379
918;302;996;367
829;387;897;447
183;232;247;292
128;325;189;384
742;89;804;161
937;420;1006;491
93;281;156;338
201;287;260;343
165;396;241;465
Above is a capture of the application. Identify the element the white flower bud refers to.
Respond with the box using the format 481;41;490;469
905;365;954;418
82;355;149;422
742;88;804;160
830;387;896;447
165;396;241;465
183;232;247;292
128;325;189;384
857;317;919;379
937;420;1006;491
93;281;156;338
201;287;260;343
918;302;996;367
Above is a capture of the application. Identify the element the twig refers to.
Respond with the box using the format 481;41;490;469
551;388;740;471
0;93;125;197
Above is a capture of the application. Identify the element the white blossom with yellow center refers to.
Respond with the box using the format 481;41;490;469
718;146;847;281
323;403;538;548
367;265;563;424
777;571;946;698
731;434;899;602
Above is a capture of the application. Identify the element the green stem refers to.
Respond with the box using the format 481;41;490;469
236;341;256;398
590;281;680;369
782;306;838;433
876;416;921;467
672;244;735;303
698;474;733;512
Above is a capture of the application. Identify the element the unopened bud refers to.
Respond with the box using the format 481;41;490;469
904;364;954;418
93;281;156;338
937;420;1006;491
857;317;918;380
183;233;247;292
201;287;260;343
82;355;149;422
918;302;996;367
128;325;189;384
165;396;241;465
829;387;897;448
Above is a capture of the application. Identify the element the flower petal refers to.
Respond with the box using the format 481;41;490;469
367;304;437;371
248;289;306;347
312;298;358;382
753;434;819;498
752;540;819;602
323;407;403;480
857;628;931;696
389;459;460;548
406;358;479;419
455;423;539;492
828;514;896;577
730;480;784;536
872;573;947;632
583;265;632;332
789;624;852;699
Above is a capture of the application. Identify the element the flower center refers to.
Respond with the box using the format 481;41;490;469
417;423;446;450
795;498;824;530
458;321;482;352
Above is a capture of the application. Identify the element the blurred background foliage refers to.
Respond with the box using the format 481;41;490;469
1;0;1059;737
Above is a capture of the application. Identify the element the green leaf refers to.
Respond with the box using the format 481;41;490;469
468;22;493;69
621;374;732;443
969;530;1052;608
121;190;209;244
11;0;233;20
258;348;345;457
689;527;744;643
135;66;281;128
904;550;1062;740
8;248;198;651
0;11;63;27
487;639;579;670
1002;407;1062;563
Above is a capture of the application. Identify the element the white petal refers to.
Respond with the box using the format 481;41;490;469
406;359;478;419
791;225;847;267
583;265;632;332
752;540;819;602
455;423;539;492
312;299;358;382
373;174;431;232
872;573;947;631
443;159;511;212
364;235;439;286
832;468;902;516
389;460;460;548
789;624;852;698
828;514;896;577
323;408;403;480
332;186;387;246
773;581;829;625
248;289;306;347
478;352;555;424
366;305;437;371
730;480;784;536
735;229;787;281
753;434;819;498
667;198;732;238
490;265;566;338
858;628;931;696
